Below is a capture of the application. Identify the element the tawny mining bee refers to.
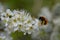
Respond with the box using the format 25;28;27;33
39;16;48;25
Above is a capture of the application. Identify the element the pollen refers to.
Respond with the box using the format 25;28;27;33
13;19;17;22
29;27;33;30
6;13;9;16
27;20;31;23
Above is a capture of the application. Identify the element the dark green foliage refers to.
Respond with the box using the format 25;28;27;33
11;31;31;40
6;0;34;11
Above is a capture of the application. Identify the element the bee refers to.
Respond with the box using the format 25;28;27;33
39;16;48;25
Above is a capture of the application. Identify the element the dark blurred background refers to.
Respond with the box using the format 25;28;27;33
0;0;60;17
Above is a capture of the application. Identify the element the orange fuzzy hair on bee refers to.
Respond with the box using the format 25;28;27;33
39;16;48;25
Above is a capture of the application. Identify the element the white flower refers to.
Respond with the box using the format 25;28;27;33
0;9;47;35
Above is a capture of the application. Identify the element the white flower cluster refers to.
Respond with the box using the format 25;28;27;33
0;32;12;40
0;9;46;35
